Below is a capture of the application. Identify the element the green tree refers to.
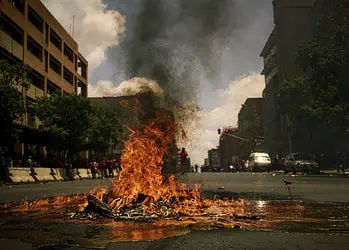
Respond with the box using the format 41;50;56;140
277;4;349;132
33;93;92;164
0;60;30;153
87;106;122;157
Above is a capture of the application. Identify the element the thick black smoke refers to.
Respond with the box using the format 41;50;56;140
106;0;272;105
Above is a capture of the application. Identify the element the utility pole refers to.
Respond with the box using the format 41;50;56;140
286;113;292;154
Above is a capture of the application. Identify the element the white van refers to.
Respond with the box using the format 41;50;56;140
247;152;272;172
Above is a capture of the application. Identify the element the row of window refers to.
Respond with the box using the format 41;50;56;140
28;66;86;97
3;2;87;79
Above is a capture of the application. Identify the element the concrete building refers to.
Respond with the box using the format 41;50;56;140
238;98;263;139
0;0;88;161
208;147;220;172
261;0;348;157
219;98;263;171
261;0;317;156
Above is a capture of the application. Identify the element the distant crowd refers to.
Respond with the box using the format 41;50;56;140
89;159;121;178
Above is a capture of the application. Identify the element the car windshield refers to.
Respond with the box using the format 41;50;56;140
294;154;312;161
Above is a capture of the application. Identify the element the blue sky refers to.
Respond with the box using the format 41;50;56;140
43;0;274;164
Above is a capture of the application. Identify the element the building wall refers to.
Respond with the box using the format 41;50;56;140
262;0;349;157
0;0;88;105
261;0;314;156
238;98;263;139
0;0;88;161
208;148;220;172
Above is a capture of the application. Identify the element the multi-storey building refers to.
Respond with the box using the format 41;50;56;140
238;98;263;139
261;0;348;157
0;0;88;160
208;147;220;172
260;0;315;156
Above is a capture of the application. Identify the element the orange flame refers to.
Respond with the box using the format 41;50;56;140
104;112;245;217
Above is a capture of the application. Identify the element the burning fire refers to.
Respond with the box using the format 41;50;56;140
95;112;247;217
0;112;249;224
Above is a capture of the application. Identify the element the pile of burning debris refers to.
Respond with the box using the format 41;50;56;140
67;114;259;225
69;193;259;225
70;195;180;222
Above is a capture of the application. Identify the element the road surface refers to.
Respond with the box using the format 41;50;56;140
0;172;348;250
0;172;348;203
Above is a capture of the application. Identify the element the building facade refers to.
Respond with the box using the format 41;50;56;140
0;0;88;162
238;98;263;139
208;147;220;172
261;0;349;157
261;0;317;156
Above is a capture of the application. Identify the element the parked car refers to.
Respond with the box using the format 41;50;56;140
247;152;272;172
232;160;247;172
284;153;320;174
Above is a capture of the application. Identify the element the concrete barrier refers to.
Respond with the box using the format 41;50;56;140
112;169;118;177
34;168;55;182
51;168;66;181
78;169;92;179
8;168;35;183
66;168;79;180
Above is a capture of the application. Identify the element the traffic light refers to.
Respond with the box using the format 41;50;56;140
218;128;221;135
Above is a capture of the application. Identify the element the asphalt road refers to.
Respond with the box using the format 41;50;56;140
0;172;348;203
0;172;349;250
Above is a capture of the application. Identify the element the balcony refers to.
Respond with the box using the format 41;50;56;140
0;30;23;60
27;83;44;100
265;66;278;86
264;45;277;66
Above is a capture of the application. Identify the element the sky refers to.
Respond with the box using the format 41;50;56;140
42;0;274;165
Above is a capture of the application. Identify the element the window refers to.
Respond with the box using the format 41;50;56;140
63;67;73;85
0;13;24;44
47;79;61;95
63;43;74;63
27;36;43;61
50;28;62;51
9;0;25;14
77;57;87;79
28;68;44;90
45;23;49;44
77;80;87;97
28;5;44;33
49;55;62;75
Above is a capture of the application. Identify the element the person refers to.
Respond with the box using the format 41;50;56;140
0;151;5;182
107;160;113;177
194;164;199;173
90;161;96;179
337;152;345;173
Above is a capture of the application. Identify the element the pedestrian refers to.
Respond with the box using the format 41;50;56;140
0;151;5;182
90;161;96;179
336;152;345;173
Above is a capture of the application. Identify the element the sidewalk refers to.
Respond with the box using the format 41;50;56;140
321;170;349;175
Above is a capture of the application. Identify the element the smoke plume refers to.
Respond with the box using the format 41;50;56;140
107;0;243;104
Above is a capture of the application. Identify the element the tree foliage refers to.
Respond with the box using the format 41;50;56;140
0;60;30;152
277;4;349;131
33;93;92;161
88;106;122;156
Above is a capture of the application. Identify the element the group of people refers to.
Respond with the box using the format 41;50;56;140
89;159;121;178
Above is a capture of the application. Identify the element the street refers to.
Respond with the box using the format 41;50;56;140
0;172;348;250
0;172;349;203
